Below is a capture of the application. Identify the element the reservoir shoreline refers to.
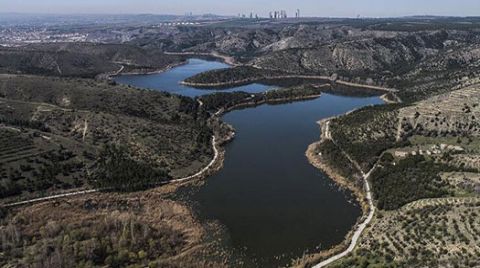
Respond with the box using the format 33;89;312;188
181;74;397;94
114;58;385;267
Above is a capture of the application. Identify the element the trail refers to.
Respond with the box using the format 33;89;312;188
2;189;99;208
114;65;125;75
2;136;218;208
82;119;88;141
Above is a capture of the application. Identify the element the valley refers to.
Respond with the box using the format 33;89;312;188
1;14;480;268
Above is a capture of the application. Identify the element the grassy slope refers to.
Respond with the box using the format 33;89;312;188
0;74;212;200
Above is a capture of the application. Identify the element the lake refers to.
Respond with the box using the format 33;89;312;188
115;58;383;267
115;58;271;97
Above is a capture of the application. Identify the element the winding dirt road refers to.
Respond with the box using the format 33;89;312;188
2;136;219;208
313;119;378;268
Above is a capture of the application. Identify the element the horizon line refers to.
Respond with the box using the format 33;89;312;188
1;12;479;20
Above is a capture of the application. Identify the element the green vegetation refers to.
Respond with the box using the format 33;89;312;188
370;155;466;210
94;144;170;191
184;66;288;86
329;249;397;268
0;188;231;268
264;85;322;100
330;104;408;171
316;140;361;185
2;17;480;267
198;85;324;113
334;202;480;268
0;43;183;78
0;117;50;132
0;129;87;199
199;91;256;111
312;83;480;267
0;75;213;199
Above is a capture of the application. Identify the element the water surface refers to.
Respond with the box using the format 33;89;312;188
115;59;383;267
115;58;270;97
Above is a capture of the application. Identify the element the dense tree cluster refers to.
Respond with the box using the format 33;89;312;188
329;249;396;268
198;86;323;113
370;155;457;210
0;43;183;78
317;140;361;184
199;91;254;112
0;74;214;199
264;86;321;100
94;144;170;191
185;66;287;86
332;104;409;171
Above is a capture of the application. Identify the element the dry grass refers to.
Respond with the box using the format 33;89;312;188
0;185;230;268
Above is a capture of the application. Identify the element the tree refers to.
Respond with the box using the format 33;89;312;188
94;144;169;191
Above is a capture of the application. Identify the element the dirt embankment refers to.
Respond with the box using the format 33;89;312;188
306;141;368;212
299;118;371;267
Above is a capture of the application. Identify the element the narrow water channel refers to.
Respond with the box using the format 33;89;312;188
115;59;383;267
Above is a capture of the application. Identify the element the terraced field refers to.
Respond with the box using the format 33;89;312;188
0;127;88;200
0;74;214;201
451;154;480;170
397;85;480;140
0;130;37;164
334;201;480;268
317;83;480;267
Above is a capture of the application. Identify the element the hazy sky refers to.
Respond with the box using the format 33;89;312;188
1;0;479;18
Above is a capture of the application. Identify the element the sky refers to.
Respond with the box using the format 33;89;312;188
1;0;479;18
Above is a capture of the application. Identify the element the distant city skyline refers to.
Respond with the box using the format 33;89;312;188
1;0;479;18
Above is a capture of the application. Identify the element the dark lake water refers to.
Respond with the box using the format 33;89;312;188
115;59;383;267
115;58;271;97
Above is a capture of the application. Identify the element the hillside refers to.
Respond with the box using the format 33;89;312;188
309;83;480;267
1;16;480;268
134;18;480;101
0;43;184;78
0;74;213;200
